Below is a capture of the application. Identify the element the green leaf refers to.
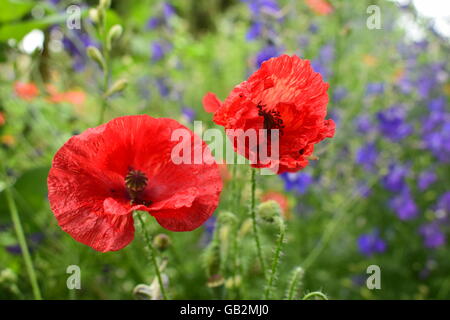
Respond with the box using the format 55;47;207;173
0;0;34;23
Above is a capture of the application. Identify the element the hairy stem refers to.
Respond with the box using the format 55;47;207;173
137;214;168;300
249;168;265;277
285;267;304;300
264;219;285;299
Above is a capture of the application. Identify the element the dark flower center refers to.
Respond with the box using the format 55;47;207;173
257;103;284;132
125;169;150;205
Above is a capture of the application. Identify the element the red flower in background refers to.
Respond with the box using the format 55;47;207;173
14;82;39;101
0;112;5;126
306;0;334;16
46;85;86;106
48;115;222;252
203;54;335;174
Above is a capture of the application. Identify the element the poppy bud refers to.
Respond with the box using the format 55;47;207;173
152;233;171;251
104;79;128;98
257;200;282;224
107;25;123;51
86;46;105;70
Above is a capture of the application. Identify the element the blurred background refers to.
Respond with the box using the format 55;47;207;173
0;0;449;299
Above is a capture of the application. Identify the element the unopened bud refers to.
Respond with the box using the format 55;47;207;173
107;25;123;50
86;46;105;70
104;79;128;97
89;8;100;24
153;233;171;251
99;0;111;10
207;274;224;288
238;218;253;239
257;200;282;224
132;284;152;300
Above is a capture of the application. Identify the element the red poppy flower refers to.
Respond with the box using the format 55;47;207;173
14;82;39;101
203;54;335;174
306;0;334;16
46;84;86;106
0;112;5;126
48;115;223;252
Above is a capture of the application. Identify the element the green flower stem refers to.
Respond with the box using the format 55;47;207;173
136;214;168;300
285;267;303;300
249;168;265;277
4;185;42;300
264;218;285;299
97;9;110;125
302;291;328;300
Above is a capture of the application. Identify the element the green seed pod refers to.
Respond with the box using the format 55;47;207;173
152;233;171;251
86;46;105;70
257;200;282;224
99;0;111;10
88;8;100;24
104;79;128;98
107;25;123;51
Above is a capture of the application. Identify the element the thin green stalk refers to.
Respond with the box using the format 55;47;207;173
97;9;110;125
249;168;265;277
285;267;304;300
264;219;285;299
303;291;328;300
5;186;42;300
136;214;168;300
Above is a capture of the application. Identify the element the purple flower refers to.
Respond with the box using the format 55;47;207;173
163;2;175;19
242;0;280;16
151;41;168;61
182;107;196;122
418;170;437;191
389;187;418;220
437;192;450;214
255;45;280;68
354;115;374;134
382;162;409;193
365;83;385;96
333;86;347;102
280;172;313;194
419;223;445;248
156;78;170;97
423;121;450;163
246;21;263;40
356;142;378;171
357;230;387;257
357;182;372;198
377;105;413;142
146;17;162;30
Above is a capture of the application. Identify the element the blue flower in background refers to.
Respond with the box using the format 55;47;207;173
333;86;347;102
280;172;313;194
146;17;162;30
423;121;450;163
357;230;387;257
418;169;437;191
357;181;372;198
356;142;378;171
311;44;334;80
151;41;169;61
437;192;450;214
242;0;280;16
377;105;413;142
182;106;196;123
163;2;175;19
382;162;409;193
246;21;263;40
62;28;98;72
419;223;445;248
389;187;418;220
156;77;170;97
255;45;280;68
365;82;385;96
354;115;374;135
